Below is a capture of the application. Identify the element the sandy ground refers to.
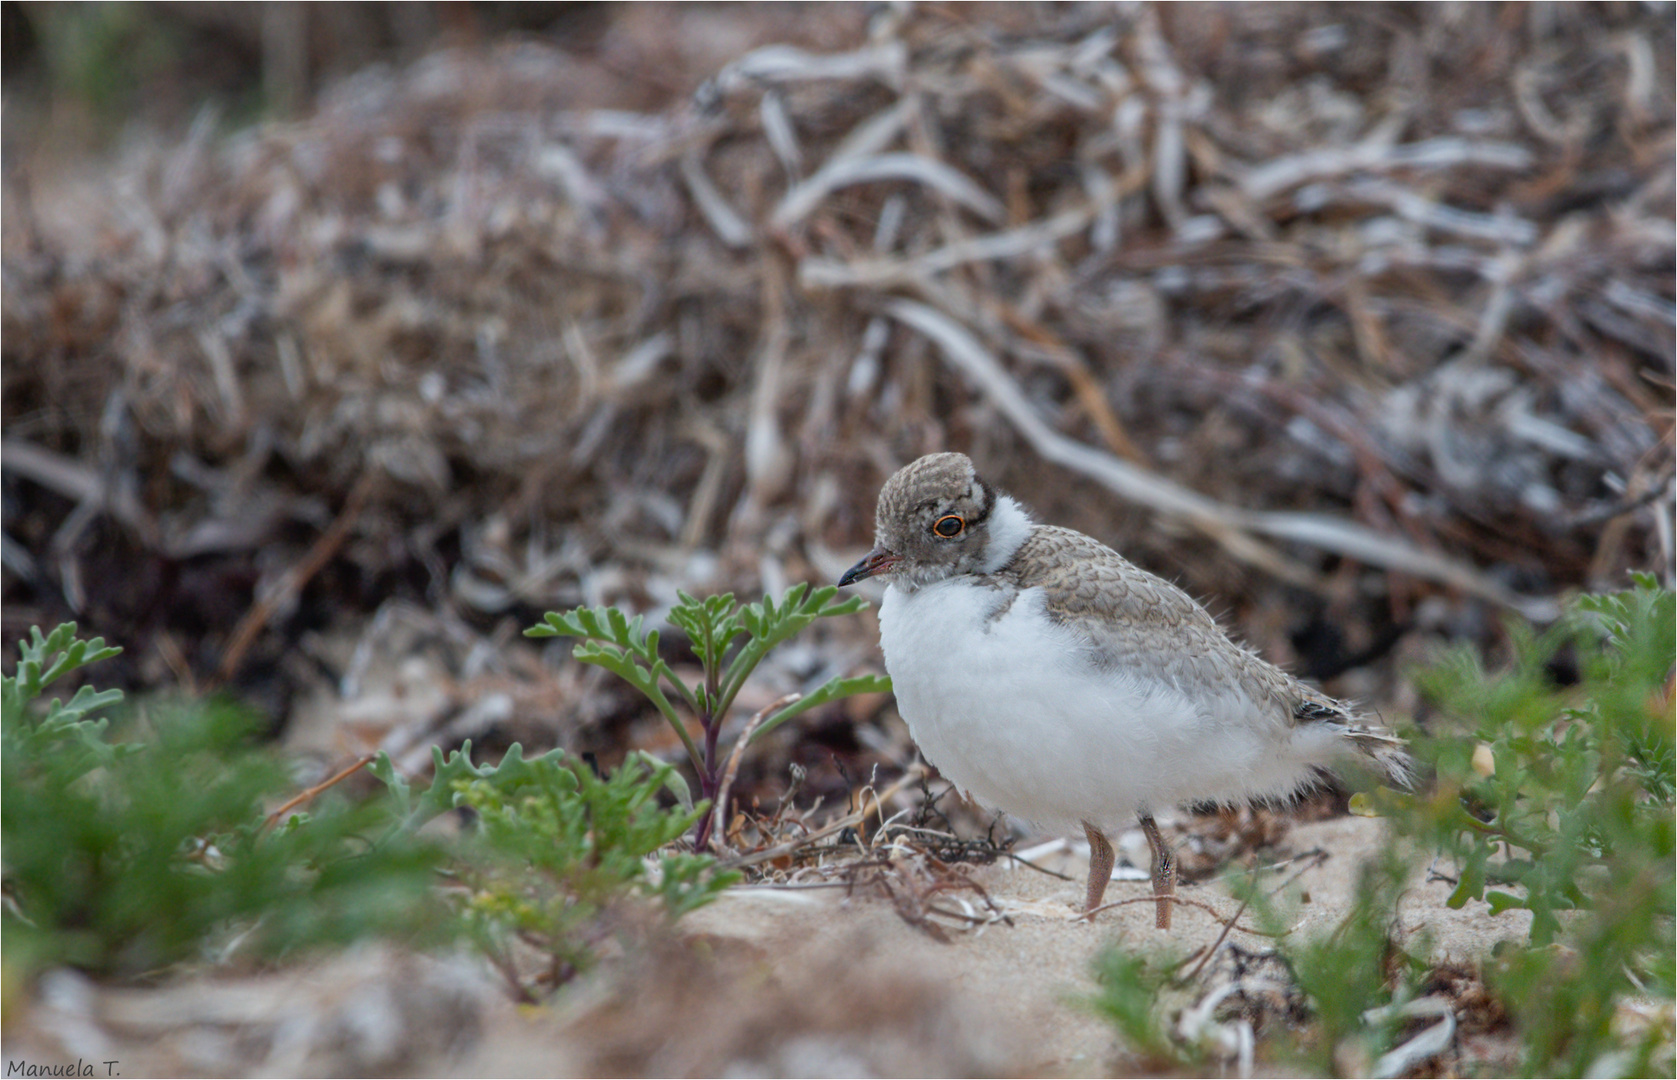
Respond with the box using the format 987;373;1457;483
626;813;1530;1076
6;813;1533;1077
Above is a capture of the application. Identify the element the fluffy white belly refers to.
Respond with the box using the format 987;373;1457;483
878;579;1327;832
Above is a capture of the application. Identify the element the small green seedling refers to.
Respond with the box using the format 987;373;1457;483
527;584;890;845
1;622;129;775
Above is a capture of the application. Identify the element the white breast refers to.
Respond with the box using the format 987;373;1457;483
878;578;1338;833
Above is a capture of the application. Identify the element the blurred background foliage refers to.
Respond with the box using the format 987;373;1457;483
7;4;593;137
3;3;826;153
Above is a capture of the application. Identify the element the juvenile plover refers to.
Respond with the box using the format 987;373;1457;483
839;452;1411;928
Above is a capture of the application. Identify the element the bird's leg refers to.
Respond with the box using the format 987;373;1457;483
1081;820;1114;915
1139;814;1175;930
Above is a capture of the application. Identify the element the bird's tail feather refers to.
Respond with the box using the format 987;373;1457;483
1295;694;1414;790
1345;725;1415;790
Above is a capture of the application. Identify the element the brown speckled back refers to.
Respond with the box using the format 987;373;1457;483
987;525;1300;722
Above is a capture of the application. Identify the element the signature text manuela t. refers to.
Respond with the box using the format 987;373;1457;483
6;1062;119;1077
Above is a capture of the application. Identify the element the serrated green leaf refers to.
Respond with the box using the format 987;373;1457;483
625;749;694;813
1448;848;1487;908
367;752;412;815
751;672;892;744
51;685;126;727
4;622;124;721
816;592;869;617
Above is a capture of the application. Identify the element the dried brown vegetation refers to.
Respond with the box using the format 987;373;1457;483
3;4;1672;808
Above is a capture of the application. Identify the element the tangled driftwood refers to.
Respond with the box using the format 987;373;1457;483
3;5;1672;777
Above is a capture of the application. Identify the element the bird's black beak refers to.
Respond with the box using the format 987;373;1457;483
838;546;900;587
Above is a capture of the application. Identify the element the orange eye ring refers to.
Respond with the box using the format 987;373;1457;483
933;514;965;538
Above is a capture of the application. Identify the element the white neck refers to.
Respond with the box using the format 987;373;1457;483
981;495;1034;573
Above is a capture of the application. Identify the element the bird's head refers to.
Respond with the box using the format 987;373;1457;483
838;452;1030;591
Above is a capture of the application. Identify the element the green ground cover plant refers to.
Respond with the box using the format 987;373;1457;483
5;586;867;1000
2;632;737;998
1090;576;1676;1076
368;740;736;999
1406;574;1674;1076
2;625;444;979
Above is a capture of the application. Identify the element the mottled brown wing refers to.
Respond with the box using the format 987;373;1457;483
994;526;1301;719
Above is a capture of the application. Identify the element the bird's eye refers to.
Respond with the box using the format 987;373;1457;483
933;514;965;538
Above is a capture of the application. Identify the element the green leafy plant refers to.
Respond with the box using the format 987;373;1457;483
1401;574;1674;1075
1088;945;1197;1072
1266;849;1423;1076
372;741;738;999
1276;578;1673;1075
4;623;740;1004
2;623;129;774
527;584;889;845
2;624;444;979
1088;852;1421;1078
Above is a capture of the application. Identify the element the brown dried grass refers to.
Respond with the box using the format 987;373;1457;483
3;4;1672;786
